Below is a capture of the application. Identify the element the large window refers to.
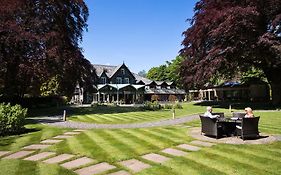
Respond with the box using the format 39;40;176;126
116;77;122;84
124;78;130;84
101;77;106;84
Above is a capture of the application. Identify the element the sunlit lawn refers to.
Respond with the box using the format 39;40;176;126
0;103;280;175
68;102;231;124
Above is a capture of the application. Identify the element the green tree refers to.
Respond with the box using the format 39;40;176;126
146;65;168;81
147;56;184;87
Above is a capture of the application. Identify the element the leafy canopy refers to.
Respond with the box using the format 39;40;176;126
180;0;281;104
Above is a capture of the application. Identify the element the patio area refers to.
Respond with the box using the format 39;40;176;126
188;127;279;145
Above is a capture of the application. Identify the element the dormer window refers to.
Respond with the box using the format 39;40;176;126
101;77;106;84
121;68;125;75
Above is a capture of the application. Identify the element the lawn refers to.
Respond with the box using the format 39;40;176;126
0;103;280;175
67;102;229;124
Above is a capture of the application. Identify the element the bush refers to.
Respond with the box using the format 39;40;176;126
168;95;177;102
164;104;173;109
151;95;160;102
0;103;27;136
143;101;162;111
173;102;183;109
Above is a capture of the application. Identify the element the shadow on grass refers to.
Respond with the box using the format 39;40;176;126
0;127;41;147
28;105;147;118
194;101;279;110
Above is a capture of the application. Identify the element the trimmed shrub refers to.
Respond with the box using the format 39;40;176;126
151;95;160;102
143;101;162;111
0;103;27;136
164;104;173;109
168;95;177;102
173;102;183;109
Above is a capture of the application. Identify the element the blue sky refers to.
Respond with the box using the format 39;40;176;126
81;0;197;73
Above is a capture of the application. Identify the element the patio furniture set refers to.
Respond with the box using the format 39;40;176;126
199;112;260;140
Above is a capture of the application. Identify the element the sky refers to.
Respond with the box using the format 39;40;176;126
81;0;197;73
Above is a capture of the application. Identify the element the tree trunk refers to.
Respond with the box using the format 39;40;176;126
270;83;281;106
264;68;281;106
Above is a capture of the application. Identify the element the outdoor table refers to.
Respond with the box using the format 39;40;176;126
218;117;241;136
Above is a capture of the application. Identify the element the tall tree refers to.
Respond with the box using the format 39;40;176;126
146;65;168;81
0;0;96;98
180;0;281;105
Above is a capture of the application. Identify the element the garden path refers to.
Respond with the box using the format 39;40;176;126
37;114;199;129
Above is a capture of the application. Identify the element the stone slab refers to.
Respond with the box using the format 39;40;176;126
190;140;215;147
61;157;94;169
24;152;56;161
141;153;170;163
119;159;151;173
53;135;73;139
161;148;187;157
75;162;116;175
40;139;63;144
23;144;52;150
107;170;131;175
73;129;86;132
177;144;201;151
3;151;35;159
43;154;75;164
0;151;10;157
63;132;81;135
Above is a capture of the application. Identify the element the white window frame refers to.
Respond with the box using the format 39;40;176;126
124;78;129;84
121;68;125;75
101;77;106;84
117;77;122;84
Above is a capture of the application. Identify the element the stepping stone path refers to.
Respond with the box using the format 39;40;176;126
3;151;35;159
43;153;75;164
177;144;201;151
73;129;86;132
40;139;63;144
75;162;116;175
53;135;73;139
141;153;170;163
0;151;10;157
23;144;52;150
161;148;187;157
119;159;151;173
0;127;219;175
61;157;94;169
63;132;81;135
108;170;131;175
24;152;56;161
190;140;216;147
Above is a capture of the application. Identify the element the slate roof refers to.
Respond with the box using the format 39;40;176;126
93;64;117;77
93;64;178;87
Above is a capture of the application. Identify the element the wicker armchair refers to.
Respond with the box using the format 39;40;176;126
236;117;260;140
232;112;246;119
199;115;223;139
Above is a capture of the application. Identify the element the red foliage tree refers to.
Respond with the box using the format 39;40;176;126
180;0;281;105
0;0;96;98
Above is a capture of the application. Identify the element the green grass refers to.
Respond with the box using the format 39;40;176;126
0;124;70;151
68;102;231;124
1;103;281;175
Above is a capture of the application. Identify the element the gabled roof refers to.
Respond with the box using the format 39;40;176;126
93;64;117;77
133;73;153;85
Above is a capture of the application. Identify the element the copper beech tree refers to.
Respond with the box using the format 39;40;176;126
0;0;96;98
180;0;281;105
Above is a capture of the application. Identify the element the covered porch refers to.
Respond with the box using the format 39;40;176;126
93;84;145;104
